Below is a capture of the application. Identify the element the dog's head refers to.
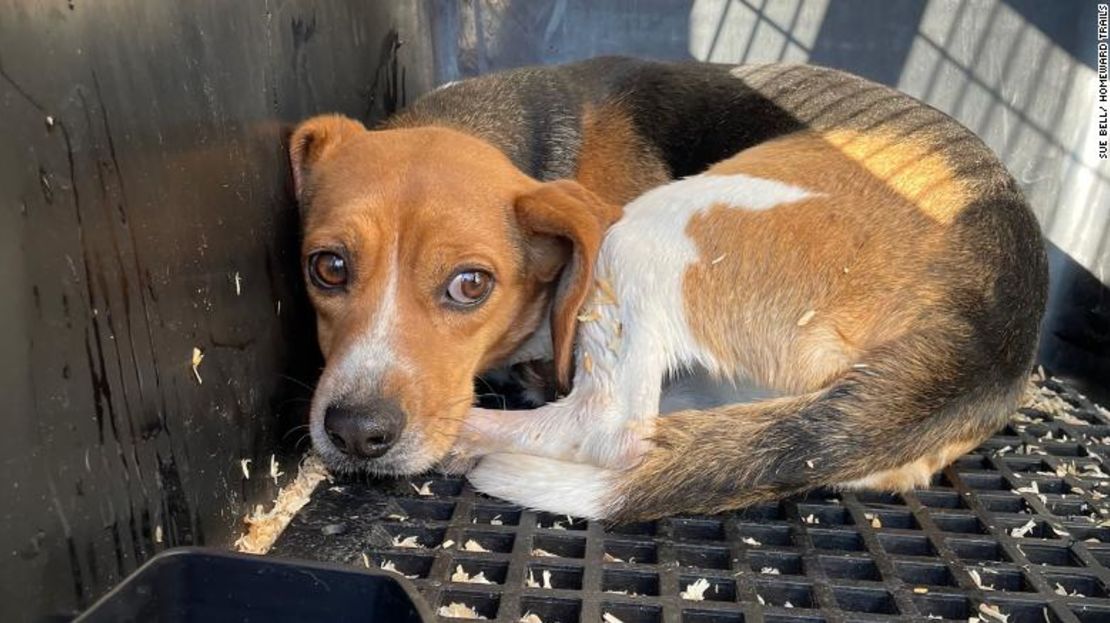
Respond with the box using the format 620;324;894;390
290;115;619;474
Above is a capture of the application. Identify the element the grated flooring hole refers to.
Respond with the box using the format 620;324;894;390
893;559;957;587
681;609;745;623
678;575;736;602
518;596;580;623
912;592;971;620
1042;571;1107;598
674;544;732;570
602;569;660;596
531;534;585;559
471;504;522;526
600;602;662;623
877;533;936;557
448;558;510;585
946;537;1009;562
819;555;881;581
831;586;898;614
748;550;803;575
438;589;500;620
525;563;583;590
603;539;658;564
755;579;815;608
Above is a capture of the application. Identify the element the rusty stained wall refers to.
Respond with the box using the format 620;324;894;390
0;1;435;619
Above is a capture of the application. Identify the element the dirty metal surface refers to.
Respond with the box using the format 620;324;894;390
271;377;1110;622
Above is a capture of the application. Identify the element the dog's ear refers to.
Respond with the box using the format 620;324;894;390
289;115;366;202
515;180;622;392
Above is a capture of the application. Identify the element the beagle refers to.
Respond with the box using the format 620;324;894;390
290;58;1047;521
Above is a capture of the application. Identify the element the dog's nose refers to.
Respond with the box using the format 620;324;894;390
323;399;406;459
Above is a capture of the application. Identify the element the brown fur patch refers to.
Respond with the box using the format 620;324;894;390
575;105;670;205
839;437;980;491
681;132;962;393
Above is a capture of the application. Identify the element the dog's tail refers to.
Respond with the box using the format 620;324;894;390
469;325;1032;521
605;324;1032;522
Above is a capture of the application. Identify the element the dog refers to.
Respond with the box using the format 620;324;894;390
290;57;1047;521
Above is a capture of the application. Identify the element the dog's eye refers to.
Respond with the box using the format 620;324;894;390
446;270;494;306
308;251;348;290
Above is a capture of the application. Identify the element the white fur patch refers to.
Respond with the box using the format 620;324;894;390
595;172;813;378
467;454;613;519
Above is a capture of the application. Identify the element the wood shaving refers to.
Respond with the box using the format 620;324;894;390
805;459;816;469
602;613;624;623
438;602;486;620
269;454;284;485
603;553;623;562
154;524;163;543
239;458;251;479
1009;519;1037;538
391;535;422;548
977;603;1009;622
680;577;711;601
380;559;419;579
803;514;819;524
490;515;503;525
760;567;780;574
914;587;929;594
582;352;593;374
362;552;371;568
531;548;556;557
525;569;553;589
865;512;882;528
797;310;816;327
386;513;407;522
451;565;493;584
710;253;727;265
741;537;762;546
463;539;490;552
234;454;331;554
784;601;794;608
411;481;433;496
441;539;456;549
968;569;994;590
1053;582;1083;597
233;271;242;296
756;594;765;605
520;614;543;623
190;347;204;384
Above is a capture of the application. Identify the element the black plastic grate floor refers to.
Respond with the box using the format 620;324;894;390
270;378;1110;622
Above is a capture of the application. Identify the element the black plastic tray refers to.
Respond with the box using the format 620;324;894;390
76;547;432;622
271;377;1110;622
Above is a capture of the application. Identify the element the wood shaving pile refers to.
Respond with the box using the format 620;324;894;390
451;565;493;584
680;577;711;601
438;602;486;620
234;454;330;554
391;535;423;548
976;603;1009;622
525;569;553;588
463;539;490;552
379;559;418;579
